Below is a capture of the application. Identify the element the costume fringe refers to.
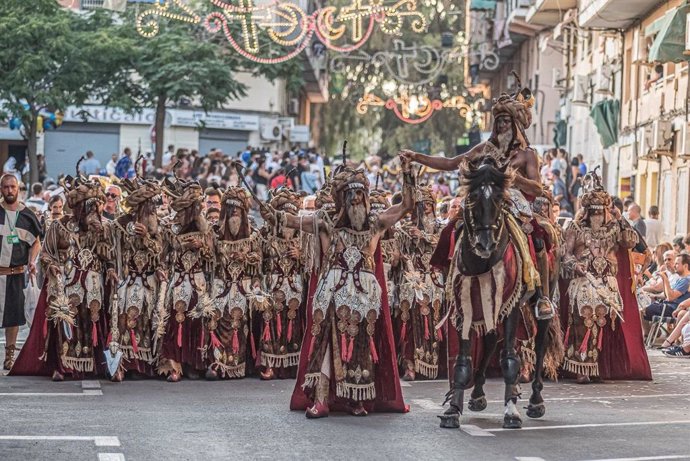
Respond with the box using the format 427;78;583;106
562;358;599;377
156;359;182;376
336;381;376;402
544;312;565;381
211;361;245;379
260;351;300;369
302;372;320;390
120;345;155;364
60;355;94;373
414;359;439;379
520;341;536;374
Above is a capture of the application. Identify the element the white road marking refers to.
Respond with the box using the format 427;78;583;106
0;436;120;447
487;419;690;432
0;380;103;397
515;457;546;461
485;392;690;404
98;454;126;461
410;398;443;411
399;380;411;387
578;456;690;461
461;424;495;437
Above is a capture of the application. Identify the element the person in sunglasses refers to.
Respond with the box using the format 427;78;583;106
102;185;122;220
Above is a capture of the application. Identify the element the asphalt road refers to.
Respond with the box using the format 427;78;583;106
1;328;689;461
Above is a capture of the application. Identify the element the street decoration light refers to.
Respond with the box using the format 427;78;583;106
356;91;477;125
136;0;428;64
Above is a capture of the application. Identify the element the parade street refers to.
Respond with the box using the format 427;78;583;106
1;339;688;461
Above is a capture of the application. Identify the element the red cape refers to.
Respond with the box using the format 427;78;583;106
290;244;408;413
10;285;51;376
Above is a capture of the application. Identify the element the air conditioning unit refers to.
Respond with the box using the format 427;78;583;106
640;122;656;160
288;98;300;116
595;65;613;95
260;122;283;141
652;120;674;156
571;75;589;105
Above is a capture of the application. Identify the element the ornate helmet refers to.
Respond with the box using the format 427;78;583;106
315;183;335;213
369;189;389;212
330;168;369;202
221;186;251;212
62;158;106;209
270;187;301;215
579;167;611;212
162;177;203;213
120;177;160;209
415;184;436;205
491;73;534;149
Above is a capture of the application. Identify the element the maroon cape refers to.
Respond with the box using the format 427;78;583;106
290;244;408;413
559;249;652;381
10;282;110;377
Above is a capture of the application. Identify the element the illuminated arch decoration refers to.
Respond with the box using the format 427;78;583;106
136;0;428;64
357;92;472;125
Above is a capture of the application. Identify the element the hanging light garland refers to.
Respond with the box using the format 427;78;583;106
136;0;428;64
356;90;481;125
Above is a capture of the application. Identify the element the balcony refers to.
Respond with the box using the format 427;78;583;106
526;0;577;27
578;0;659;29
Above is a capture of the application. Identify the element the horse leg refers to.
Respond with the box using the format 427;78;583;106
439;338;472;429
527;318;550;419
500;309;523;429
468;332;498;412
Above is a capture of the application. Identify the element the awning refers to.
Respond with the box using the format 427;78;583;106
648;3;690;63
470;0;496;10
590;99;620;149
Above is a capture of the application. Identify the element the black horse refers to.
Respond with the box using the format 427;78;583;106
439;157;551;429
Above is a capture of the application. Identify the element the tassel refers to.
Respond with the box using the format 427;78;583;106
287;319;293;342
369;336;379;363
177;323;183;348
424;316;430;340
263;322;271;342
400;322;407;345
232;329;240;354
341;333;348;362
308;335;316;359
107;331;112;346
579;328;591;354
597;327;604;351
92;321;98;347
210;331;222;349
200;329;205;348
43;317;48;338
347;336;354;363
276;315;282;339
250;330;256;359
436;327;443;342
130;329;139;355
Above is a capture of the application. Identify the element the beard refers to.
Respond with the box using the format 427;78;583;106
3;194;17;204
227;215;242;237
495;128;513;153
347;203;368;231
590;214;605;229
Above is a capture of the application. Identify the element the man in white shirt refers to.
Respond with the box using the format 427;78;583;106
105;153;118;176
645;205;663;248
25;183;48;213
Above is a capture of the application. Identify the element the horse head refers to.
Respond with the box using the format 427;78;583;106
461;156;512;259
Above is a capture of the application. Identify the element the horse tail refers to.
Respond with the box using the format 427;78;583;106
542;311;566;381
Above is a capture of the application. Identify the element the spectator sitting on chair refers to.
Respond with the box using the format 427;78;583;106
642;253;690;335
641;250;679;295
684;234;690;254
673;236;684;254
661;297;690;356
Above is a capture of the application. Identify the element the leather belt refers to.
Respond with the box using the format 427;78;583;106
0;265;25;276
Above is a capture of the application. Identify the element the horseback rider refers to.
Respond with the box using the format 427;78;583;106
400;81;554;320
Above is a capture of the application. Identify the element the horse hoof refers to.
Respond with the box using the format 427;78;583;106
526;403;546;419
438;414;460;429
468;396;487;412
503;415;523;429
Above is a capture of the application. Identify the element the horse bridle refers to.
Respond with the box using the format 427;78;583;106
463;188;506;255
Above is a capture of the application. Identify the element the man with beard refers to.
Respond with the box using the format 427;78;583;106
108;177;165;381
260;187;305;379
268;156;414;418
401;87;552;320
12;172;116;380
204;186;263;380
398;185;446;380
0;174;42;370
157;177;214;382
561;175;648;383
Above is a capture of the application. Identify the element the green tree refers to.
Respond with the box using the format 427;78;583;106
116;7;303;167
0;0;133;183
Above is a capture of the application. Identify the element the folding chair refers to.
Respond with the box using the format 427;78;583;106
645;302;676;348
